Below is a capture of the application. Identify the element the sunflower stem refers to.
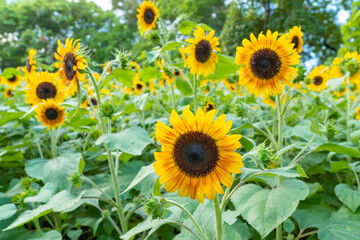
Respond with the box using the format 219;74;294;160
50;129;57;158
250;108;278;149
275;94;283;240
214;195;222;240
346;73;351;143
171;82;176;110
193;74;198;111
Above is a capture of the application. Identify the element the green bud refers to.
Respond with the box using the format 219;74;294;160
145;30;161;45
345;60;359;75
100;102;115;118
304;77;312;85
21;177;32;190
325;122;339;140
145;197;166;220
68;172;82;187
102;209;111;218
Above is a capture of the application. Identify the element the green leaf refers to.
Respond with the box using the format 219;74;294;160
121;164;155;195
0;111;27;127
296;164;308;178
335;184;360;212
24;182;58;203
240;166;300;181
153;178;162;197
103;68;134;88
1;67;24;78
29;230;62;240
161;41;184;52
318;207;360;240
95;127;152;155
327;76;345;91
0;204;17;221
25;152;82;190
283;219;295;233
203;54;239;80
292;206;333;230
231;179;309;238
314;143;360;158
330;161;351;172
139;67;161;83
310;119;322;136
175;78;192;95
179;20;197;34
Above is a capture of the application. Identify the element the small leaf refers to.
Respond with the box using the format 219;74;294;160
139;67;161;83
24;182;58;203
153;178;162;197
314;143;360;158
175;78;192;95
335;184;360;212
330;161;351;172
121;164;155;195
161;41;184;52
103;68;134;88
310;119;322;136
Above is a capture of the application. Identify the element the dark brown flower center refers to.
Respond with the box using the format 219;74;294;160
313;76;323;85
45;108;58;120
173;131;219;177
63;52;77;80
136;83;143;90
250;48;281;79
205;103;215;112
7;89;13;96
26;57;31;72
8;75;16;82
195;40;212;63
90;97;98;106
36;82;57;100
291;36;299;50
144;9;155;24
174;69;180;76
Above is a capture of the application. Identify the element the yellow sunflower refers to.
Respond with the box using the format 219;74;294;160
235;30;301;97
224;80;236;93
331;52;360;85
204;101;216;112
153;106;244;203
5;88;14;98
306;65;331;92
134;77;146;95
54;38;87;96
157;58;173;84
286;26;304;53
136;0;159;32
130;61;141;71
81;97;98;109
262;94;286;108
183;26;221;76
2;74;23;88
25;49;37;81
35;99;66;130
356;107;360;121
25;72;66;105
148;79;155;93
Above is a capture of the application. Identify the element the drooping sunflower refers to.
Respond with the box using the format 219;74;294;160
25;49;37;81
54;38;87;96
5;88;14;98
235;30;301;97
35;99;66;130
2;74;23;88
306;65;331;92
153;106;244;203
183;26;221;76
136;0;159;32
25;72;66;105
286;26;303;53
204;101;216;112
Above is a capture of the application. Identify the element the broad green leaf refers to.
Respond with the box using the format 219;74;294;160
240;166;300;181
139;67;161;83
24;182;58;203
95;127;152;155
239;136;255;151
292;206;333;230
318;207;360;240
335;184;360;212
0;111;27;127
314;143;360;158
29;230;62;240
161;41;184;52
179;20;197;34
121;164;155;195
231;179;309;238
103;68;134;88
0;204;17;221
175;78;192;95
25;152;82;190
221;223;242;239
330;161;351;172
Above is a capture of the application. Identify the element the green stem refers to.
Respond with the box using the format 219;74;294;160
99;60;117;87
214;195;222;240
171;83;176;110
193;75;198;111
33;130;44;158
289;134;317;167
250;108;278;149
346;74;351;142
81;175;117;206
50;129;57;158
165;199;207;240
353;168;360;192
275;95;283;240
275;177;282;240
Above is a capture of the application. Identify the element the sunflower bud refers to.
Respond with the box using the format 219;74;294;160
21;177;32;190
102;209;111;218
114;50;131;69
100;102;115;118
304;77;312;85
345;60;359;75
68;172;82;187
145;30;161;45
325;122;339;140
145;197;166;220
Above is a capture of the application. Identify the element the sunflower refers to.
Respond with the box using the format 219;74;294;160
25;49;37;81
183;26;221;76
153;106;244;203
224;80;236;93
235;30;301;97
262;94;286;108
2;74;22;88
25;72;66;105
130;61;141;71
306;65;331;92
54;38;87;96
35;99;66;130
148;79;155;93
356;107;360;121
134;79;146;95
136;0;159;32
331;52;360;85
81;97;98;108
204;101;216;112
286;26;303;53
157;59;173;84
5;88;14;98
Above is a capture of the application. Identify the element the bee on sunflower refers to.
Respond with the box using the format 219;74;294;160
25;49;37;81
25;72;66;105
182;26;221;76
2;74;23;88
54;38;87;96
286;26;304;53
235;30;301;97
136;0;159;32
306;65;331;92
5;88;14;98
35;99;66;130
153;106;244;203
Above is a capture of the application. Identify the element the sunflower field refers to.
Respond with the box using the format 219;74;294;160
0;0;360;239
